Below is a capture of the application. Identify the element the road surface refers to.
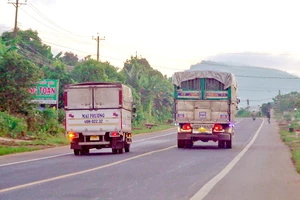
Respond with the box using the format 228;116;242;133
0;118;300;200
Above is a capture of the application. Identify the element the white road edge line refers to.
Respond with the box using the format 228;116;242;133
190;118;264;200
0;153;72;167
0;145;176;194
0;131;176;168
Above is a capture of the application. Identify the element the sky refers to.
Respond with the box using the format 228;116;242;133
1;0;300;77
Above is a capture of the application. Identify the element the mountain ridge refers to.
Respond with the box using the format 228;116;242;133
189;61;300;108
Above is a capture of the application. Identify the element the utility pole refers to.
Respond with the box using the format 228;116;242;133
8;0;27;38
92;33;105;62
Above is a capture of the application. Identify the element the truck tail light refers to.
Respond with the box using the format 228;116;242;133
182;123;191;131
68;131;79;140
64;91;67;108
213;124;223;131
110;132;120;137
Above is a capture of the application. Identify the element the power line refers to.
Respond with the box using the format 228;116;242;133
235;74;300;79
26;2;89;38
8;0;27;38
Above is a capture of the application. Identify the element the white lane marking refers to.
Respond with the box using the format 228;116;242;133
190;119;264;200
0;153;72;167
0;131;176;168
0;145;176;193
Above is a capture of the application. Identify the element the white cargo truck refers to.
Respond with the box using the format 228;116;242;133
172;70;238;149
64;82;136;155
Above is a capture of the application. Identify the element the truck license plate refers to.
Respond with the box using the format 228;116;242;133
90;136;99;141
198;127;207;133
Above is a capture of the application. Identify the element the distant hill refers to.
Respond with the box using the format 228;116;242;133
189;61;300;108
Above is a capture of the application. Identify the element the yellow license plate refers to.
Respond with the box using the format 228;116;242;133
90;136;99;141
198;127;206;133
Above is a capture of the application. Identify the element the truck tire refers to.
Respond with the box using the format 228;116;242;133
74;149;80;155
218;140;225;148
118;149;123;154
226;136;232;149
125;144;130;152
177;140;185;148
112;149;118;154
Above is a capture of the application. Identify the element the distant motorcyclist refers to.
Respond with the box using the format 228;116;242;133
266;110;271;123
251;111;256;121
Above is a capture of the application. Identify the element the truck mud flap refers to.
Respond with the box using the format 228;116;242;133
71;142;82;150
178;133;192;140
218;134;231;141
112;139;124;149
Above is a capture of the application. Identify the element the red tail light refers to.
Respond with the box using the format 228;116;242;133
182;124;191;130
213;124;223;131
111;132;120;137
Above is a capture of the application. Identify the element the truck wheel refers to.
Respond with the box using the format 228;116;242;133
125;144;130;152
74;149;80;156
218;140;225;148
118;149;124;154
177;140;185;148
226;137;232;149
112;149;118;154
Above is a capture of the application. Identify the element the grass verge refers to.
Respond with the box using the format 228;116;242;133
279;129;300;173
0;133;69;156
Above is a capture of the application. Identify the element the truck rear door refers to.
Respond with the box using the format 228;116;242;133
66;87;92;109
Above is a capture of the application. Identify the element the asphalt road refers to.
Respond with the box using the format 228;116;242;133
1;118;300;200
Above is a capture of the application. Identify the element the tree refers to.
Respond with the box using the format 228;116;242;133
42;61;74;108
121;56;173;124
71;59;108;83
0;52;42;114
60;51;78;66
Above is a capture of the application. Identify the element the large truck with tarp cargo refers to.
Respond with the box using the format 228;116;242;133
64;82;136;155
172;70;238;149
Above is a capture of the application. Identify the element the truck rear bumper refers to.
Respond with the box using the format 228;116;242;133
178;132;231;141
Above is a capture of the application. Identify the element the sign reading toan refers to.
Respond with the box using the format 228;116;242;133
30;79;59;104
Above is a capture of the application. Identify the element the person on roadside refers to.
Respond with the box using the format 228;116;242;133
251;110;256;121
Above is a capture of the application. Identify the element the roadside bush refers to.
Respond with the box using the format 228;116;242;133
284;114;292;122
32;108;64;136
0;112;27;138
236;108;251;117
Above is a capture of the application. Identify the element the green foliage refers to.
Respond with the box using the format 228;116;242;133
236;108;251;117
0;112;27;138
71;59;108;82
29;107;64;136
0;145;40;156
273;92;300;114
284;114;292;122
60;51;78;66
2;29;53;66
121;56;173;125
42;61;74;108
0;51;42;114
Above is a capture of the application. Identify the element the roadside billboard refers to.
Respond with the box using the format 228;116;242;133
29;79;59;105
